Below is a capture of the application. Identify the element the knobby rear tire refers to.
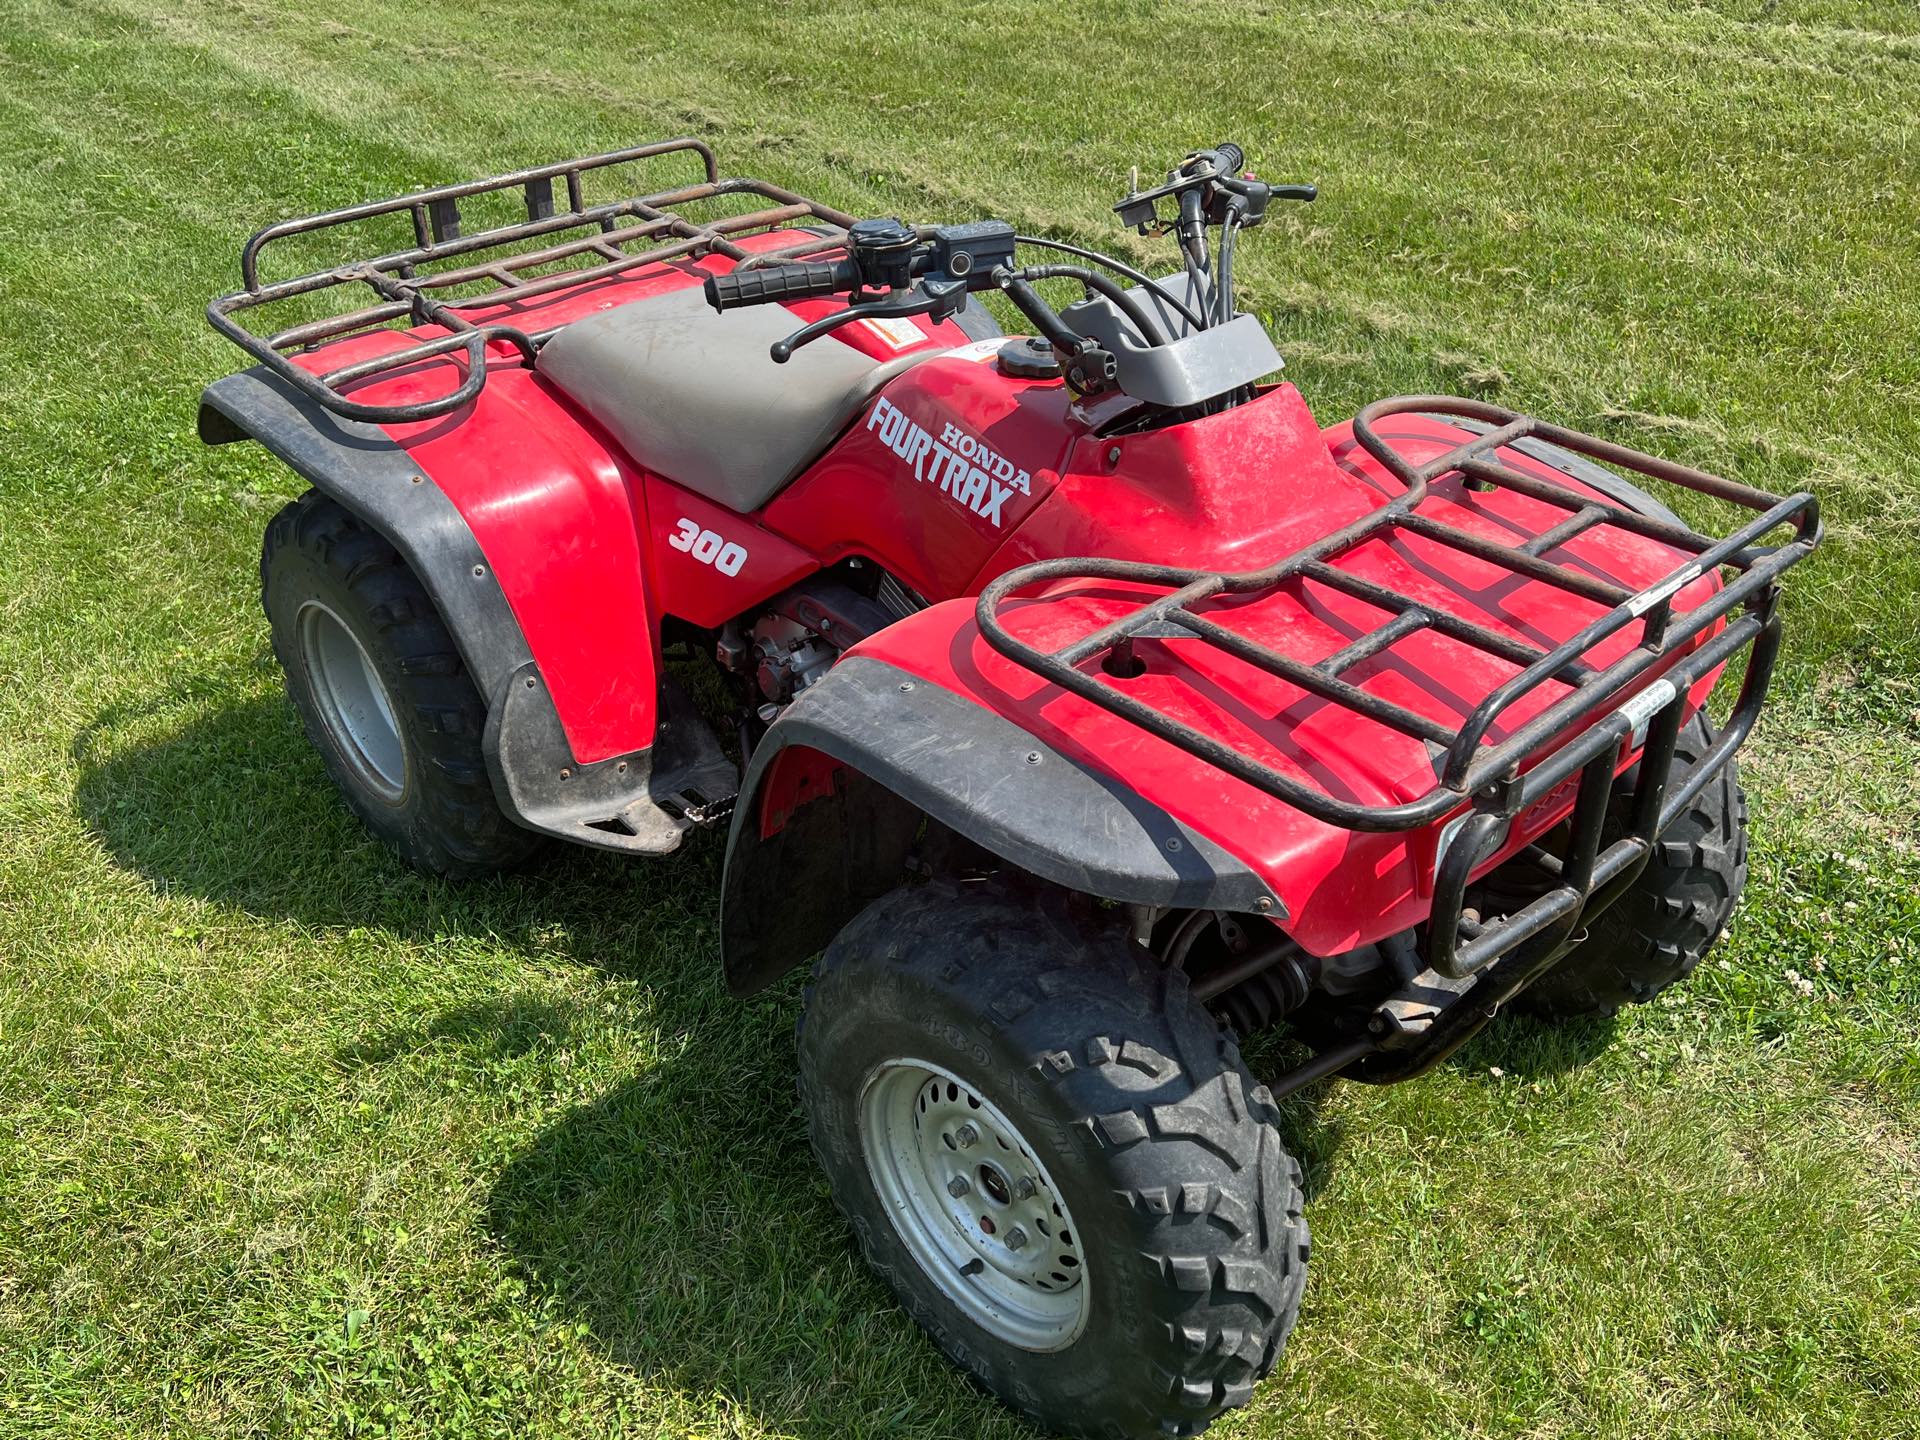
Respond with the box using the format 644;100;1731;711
797;879;1308;1438
261;490;543;878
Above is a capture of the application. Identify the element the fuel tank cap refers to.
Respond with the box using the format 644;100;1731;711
998;336;1063;379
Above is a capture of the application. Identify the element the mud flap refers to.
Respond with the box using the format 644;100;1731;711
485;664;737;853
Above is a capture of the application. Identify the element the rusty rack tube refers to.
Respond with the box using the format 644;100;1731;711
207;138;857;425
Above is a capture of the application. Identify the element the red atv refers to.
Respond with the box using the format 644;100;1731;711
201;138;1818;1437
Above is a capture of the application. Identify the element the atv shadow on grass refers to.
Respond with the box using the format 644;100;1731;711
482;1045;1022;1438
69;683;722;973
75;682;1615;1433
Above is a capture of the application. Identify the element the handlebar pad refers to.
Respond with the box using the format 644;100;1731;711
704;260;857;311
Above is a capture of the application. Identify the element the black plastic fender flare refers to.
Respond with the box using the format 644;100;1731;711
719;654;1277;996
201;366;538;700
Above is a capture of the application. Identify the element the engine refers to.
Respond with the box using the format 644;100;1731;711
750;613;836;709
723;569;922;722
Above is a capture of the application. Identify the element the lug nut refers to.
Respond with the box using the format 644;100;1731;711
1006;1226;1029;1251
1013;1176;1037;1200
954;1123;979;1148
947;1175;971;1198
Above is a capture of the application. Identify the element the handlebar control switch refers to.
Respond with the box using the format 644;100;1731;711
1061;339;1119;398
847;217;919;292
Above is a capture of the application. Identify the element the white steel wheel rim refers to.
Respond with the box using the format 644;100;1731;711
297;601;408;803
859;1058;1089;1351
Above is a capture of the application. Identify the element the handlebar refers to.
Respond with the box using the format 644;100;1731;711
704;259;857;311
702;217;1016;362
1196;142;1316;205
700;142;1314;388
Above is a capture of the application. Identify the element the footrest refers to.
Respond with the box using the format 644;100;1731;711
485;666;739;855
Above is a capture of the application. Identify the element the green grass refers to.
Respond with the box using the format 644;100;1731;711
2;0;1918;1435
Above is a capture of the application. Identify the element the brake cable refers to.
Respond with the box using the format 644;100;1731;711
1214;212;1241;326
1013;264;1171;347
1012;235;1207;334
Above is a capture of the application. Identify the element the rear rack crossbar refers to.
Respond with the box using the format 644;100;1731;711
208;137;857;424
976;396;1820;836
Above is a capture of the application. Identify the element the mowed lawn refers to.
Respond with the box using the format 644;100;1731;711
2;1;1918;1436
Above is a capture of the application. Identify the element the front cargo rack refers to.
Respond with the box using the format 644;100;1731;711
207;137;855;425
977;396;1820;982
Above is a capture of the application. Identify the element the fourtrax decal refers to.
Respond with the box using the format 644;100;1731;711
866;396;1031;528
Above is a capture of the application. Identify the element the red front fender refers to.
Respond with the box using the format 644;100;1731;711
842;602;1428;957
718;652;1273;995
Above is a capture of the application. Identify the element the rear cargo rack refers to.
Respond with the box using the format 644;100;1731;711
207;137;855;424
978;396;1819;980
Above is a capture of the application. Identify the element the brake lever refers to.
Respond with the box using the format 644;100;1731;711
768;278;968;363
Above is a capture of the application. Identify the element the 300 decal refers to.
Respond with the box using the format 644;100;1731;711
668;517;747;576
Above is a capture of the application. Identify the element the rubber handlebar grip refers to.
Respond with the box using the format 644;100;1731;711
1214;141;1246;176
704;260;855;311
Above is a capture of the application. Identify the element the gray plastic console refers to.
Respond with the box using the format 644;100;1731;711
1060;272;1283;409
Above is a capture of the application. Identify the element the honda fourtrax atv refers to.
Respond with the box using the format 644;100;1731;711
200;138;1819;1436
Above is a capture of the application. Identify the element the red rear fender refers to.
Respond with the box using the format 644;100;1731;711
199;363;724;855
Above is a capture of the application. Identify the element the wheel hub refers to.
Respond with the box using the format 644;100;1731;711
297;601;407;803
859;1060;1088;1351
